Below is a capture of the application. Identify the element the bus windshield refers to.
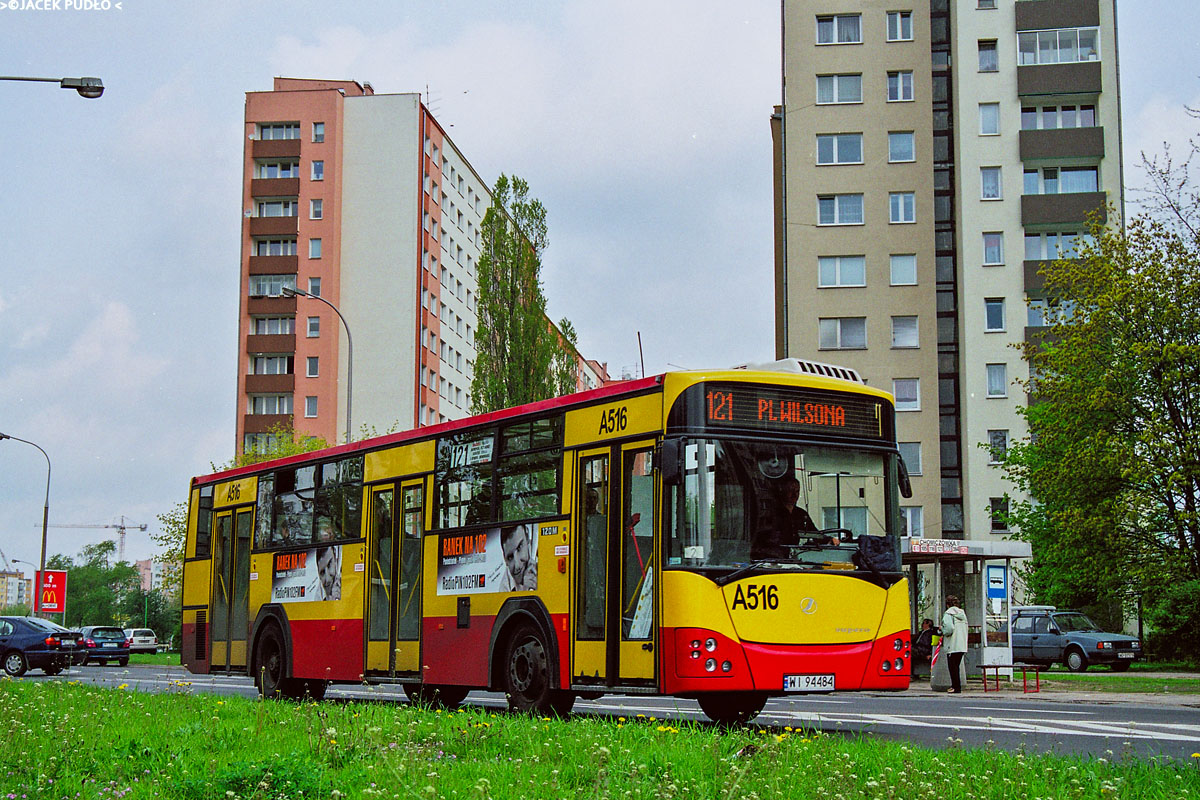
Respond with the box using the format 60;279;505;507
664;438;899;573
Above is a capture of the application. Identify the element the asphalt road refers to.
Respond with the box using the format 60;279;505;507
22;664;1200;761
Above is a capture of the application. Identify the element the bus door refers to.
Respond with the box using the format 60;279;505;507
366;480;425;676
571;441;658;688
210;506;253;671
617;442;657;684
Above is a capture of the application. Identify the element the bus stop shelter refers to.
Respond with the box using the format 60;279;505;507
901;537;1033;675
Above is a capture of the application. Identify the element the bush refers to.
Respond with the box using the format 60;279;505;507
1143;580;1200;666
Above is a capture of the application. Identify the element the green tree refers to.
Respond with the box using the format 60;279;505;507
471;174;577;414
1002;208;1200;617
49;540;141;628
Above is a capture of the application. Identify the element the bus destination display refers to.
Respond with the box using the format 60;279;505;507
703;384;884;439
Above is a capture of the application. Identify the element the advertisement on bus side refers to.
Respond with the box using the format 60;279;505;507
271;545;342;602
437;523;540;595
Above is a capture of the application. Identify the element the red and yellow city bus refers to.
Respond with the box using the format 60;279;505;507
181;364;912;722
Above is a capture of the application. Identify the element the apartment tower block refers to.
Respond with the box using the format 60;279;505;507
774;0;1122;542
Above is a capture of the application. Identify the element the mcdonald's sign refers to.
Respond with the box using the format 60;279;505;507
36;570;68;614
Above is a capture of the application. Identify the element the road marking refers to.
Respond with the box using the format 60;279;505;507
962;706;1094;715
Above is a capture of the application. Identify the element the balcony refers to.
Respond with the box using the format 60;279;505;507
1020;127;1105;161
250;177;300;198
1021;191;1107;226
1018;62;1102;96
248;216;298;236
1015;0;1099;30
244;374;295;394
246;295;297;315
243;413;294;434
1025;325;1062;347
251;139;301;159
249;255;299;275
246;333;296;354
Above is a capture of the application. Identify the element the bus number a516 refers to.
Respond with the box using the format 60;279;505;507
598;406;628;435
731;583;779;610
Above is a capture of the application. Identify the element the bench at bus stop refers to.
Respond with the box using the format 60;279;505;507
980;663;1042;693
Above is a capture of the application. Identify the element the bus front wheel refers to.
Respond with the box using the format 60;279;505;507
502;623;573;715
698;692;768;725
255;625;302;700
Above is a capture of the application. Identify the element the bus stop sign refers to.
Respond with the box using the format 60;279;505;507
37;570;68;614
986;565;1007;600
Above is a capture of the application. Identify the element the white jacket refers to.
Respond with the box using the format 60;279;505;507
941;606;968;654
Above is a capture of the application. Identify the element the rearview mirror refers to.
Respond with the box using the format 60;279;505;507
897;454;913;499
657;439;681;485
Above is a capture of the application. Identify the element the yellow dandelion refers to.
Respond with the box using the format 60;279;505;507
118;683;129;690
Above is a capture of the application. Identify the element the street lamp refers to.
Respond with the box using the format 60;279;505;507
281;287;354;444
0;75;104;99
0;433;51;615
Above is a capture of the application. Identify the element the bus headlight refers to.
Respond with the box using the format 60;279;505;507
705;638;718;652
881;660;891;672
893;638;904;651
691;640;701;649
894;658;905;671
721;661;732;673
690;651;700;660
705;658;717;673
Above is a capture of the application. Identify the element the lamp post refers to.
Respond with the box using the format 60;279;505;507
0;75;104;98
281;287;354;444
0;433;51;615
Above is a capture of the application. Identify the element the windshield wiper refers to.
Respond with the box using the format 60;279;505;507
715;547;826;587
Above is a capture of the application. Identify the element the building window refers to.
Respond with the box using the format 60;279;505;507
312;122;325;143
818;317;867;350
308;277;321;296
891;315;919;348
817;194;864;225
981;167;1002;199
886;11;913;42
890;254;917;285
310;199;323;220
307;316;320;338
898;442;922;475
978;40;998;71
889;192;916;223
979;103;1000;135
309;238;322;259
816;14;861;44
818;255;866;287
988;429;1009;463
311;160;324;181
255;160;300;179
249;394;293;415
256;200;298;218
816;133;863;165
253;238;297;256
887;71;914;102
1025;230;1094;260
1021;104;1097;130
888;131;915;162
305;396;318;418
985;298;1006;331
990;497;1010;532
986;363;1008;397
978;0;996;7
249;274;296;297
983;232;1004;265
816;74;862;104
1024;166;1099;195
1018;28;1100;66
258;123;299;140
901;506;924;538
306;357;319;378
251;316;294;335
893;379;920;411
251;355;294;375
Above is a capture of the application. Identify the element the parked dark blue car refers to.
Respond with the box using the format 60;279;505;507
0;616;84;676
1011;606;1142;672
79;626;131;666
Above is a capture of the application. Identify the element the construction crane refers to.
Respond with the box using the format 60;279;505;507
39;516;148;562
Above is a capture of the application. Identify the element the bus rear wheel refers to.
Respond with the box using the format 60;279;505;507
255;626;302;700
698;692;768;725
502;623;573;715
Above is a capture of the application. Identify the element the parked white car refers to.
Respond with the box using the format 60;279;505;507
123;628;159;654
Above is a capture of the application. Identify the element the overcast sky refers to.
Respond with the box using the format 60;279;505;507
0;1;1196;570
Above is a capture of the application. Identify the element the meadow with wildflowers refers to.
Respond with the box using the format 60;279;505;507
1;678;1198;799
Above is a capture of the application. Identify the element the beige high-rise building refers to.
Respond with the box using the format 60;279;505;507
774;0;1122;544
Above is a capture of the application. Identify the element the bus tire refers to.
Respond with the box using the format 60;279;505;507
502;622;555;714
1064;647;1089;673
403;683;468;709
254;624;295;699
698;692;768;725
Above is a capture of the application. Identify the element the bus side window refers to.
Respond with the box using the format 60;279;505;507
195;486;214;558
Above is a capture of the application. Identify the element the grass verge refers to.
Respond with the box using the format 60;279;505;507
1036;674;1200;694
2;679;1198;799
128;651;182;667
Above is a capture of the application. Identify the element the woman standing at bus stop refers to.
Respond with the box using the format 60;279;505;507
941;595;968;693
